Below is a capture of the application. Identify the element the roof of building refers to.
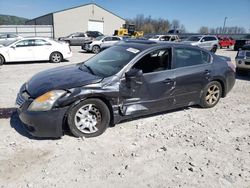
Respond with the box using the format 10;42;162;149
27;3;125;22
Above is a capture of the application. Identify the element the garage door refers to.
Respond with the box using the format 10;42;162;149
88;21;104;33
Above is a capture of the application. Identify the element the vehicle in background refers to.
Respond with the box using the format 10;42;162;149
58;32;92;46
235;45;250;76
0;33;23;46
114;24;144;38
181;35;219;53
0;37;72;65
16;41;235;138
148;34;180;42
86;31;104;38
217;36;235;48
82;36;121;54
234;35;250;51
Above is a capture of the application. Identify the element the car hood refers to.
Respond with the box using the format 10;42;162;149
26;64;102;98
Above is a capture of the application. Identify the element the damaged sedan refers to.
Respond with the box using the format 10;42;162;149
16;41;236;138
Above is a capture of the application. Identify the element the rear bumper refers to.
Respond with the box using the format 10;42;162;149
17;101;68;138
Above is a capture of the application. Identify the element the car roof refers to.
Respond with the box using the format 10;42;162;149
116;40;203;52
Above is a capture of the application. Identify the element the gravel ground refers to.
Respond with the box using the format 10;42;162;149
0;47;249;188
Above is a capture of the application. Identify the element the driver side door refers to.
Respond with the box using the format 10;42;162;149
119;48;176;116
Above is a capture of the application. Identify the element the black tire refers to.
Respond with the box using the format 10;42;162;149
50;52;63;63
0;55;5;65
211;45;218;53
67;99;110;138
236;68;248;76
200;81;222;108
92;45;100;54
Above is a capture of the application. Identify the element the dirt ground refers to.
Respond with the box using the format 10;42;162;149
0;47;249;188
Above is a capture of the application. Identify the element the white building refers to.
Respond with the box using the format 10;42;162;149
26;3;126;38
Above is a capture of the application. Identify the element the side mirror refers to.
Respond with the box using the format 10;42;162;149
125;68;143;79
10;45;16;49
201;39;205;42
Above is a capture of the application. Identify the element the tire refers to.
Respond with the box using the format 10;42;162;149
0;55;5;66
92;45;100;54
211;45;217;53
67;99;110;138
50;52;63;63
200;81;222;108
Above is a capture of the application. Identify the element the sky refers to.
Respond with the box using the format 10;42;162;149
0;0;249;32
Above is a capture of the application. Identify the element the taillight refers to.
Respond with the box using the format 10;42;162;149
69;46;71;52
227;60;236;72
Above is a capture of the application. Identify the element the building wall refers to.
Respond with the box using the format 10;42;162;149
26;14;53;25
53;4;125;38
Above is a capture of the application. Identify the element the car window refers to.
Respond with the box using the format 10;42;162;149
35;39;51;46
202;37;210;41
103;37;112;42
132;48;170;74
15;40;35;47
112;37;121;41
173;48;210;68
82;46;138;77
246;51;250;58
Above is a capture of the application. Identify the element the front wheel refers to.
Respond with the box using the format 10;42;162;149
50;52;62;63
211;45;217;53
200;81;222;108
67;99;110;138
92;45;100;54
0;55;5;66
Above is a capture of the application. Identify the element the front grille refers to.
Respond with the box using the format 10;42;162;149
16;91;30;107
245;61;250;65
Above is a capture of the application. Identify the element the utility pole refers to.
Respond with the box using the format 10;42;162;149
223;17;228;34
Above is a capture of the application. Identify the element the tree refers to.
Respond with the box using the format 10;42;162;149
199;26;209;34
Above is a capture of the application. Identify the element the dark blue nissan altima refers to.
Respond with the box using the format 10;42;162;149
16;41;235;138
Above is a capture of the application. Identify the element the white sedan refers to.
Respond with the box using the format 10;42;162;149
0;37;72;65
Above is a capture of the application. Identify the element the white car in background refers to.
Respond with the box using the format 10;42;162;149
82;36;122;54
149;34;180;42
0;33;23;46
0;37;72;65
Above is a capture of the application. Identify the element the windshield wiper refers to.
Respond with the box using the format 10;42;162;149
83;64;95;75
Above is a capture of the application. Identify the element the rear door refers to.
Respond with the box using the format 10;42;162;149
172;47;212;106
32;39;52;61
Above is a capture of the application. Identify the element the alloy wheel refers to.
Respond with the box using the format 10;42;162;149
74;104;101;134
205;85;220;105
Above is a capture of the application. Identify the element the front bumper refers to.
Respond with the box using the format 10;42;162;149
17;101;68;138
236;59;250;71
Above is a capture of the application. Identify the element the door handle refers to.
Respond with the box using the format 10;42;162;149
163;78;174;84
204;70;211;75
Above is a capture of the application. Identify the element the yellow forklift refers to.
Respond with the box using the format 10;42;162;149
114;24;144;38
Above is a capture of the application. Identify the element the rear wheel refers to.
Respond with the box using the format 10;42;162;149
50;52;62;63
211;45;217;53
200;81;222;108
67;99;110;138
0;55;5;65
92;45;100;54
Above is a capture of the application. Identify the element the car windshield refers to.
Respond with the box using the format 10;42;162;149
186;36;202;41
80;46;139;77
151;35;160;39
2;40;18;46
95;36;105;41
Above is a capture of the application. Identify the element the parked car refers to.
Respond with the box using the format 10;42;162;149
234;35;250;51
58;32;92;46
0;37;72;65
181;35;219;53
16;41;235;138
235;45;250;76
86;31;104;38
82;36;122;53
217;36;235;48
149;34;180;42
0;33;22;46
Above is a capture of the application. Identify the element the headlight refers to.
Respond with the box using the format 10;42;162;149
28;90;66;111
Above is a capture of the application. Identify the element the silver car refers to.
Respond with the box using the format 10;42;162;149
235;48;250;76
0;33;22;46
82;36;121;54
182;35;219;53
